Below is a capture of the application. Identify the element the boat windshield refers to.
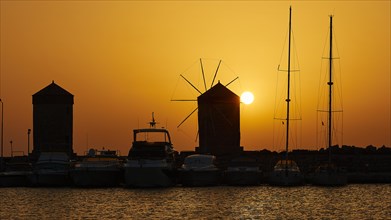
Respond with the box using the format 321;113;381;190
228;156;258;167
37;152;69;162
83;157;119;162
134;129;171;143
274;159;300;172
183;155;216;169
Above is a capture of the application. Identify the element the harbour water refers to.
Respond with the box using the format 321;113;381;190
1;185;390;219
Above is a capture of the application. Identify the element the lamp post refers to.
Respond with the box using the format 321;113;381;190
0;99;3;170
10;140;13;157
28;129;31;157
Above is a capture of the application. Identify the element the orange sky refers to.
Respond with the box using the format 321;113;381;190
1;1;390;156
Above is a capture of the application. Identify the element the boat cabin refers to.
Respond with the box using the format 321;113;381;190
128;128;174;160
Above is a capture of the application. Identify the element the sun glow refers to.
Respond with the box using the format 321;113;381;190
240;91;254;105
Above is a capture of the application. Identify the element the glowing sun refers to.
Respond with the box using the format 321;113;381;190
240;91;254;105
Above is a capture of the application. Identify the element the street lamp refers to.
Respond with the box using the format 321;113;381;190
28;129;31;157
10;140;13;157
0;99;3;169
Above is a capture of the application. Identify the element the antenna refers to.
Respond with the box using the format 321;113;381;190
149;112;156;128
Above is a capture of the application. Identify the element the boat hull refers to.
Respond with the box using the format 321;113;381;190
268;170;304;186
180;170;222;187
311;172;347;186
71;169;122;187
224;170;263;186
29;171;71;187
124;167;175;188
0;172;32;187
347;172;391;183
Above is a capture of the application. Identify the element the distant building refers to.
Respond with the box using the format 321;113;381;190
196;82;242;156
32;81;74;157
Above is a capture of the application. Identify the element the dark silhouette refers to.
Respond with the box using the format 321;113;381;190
32;81;74;159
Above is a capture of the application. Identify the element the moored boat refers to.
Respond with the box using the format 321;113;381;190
71;148;123;187
124;113;177;188
0;159;32;187
268;159;304;186
29;152;71;187
312;164;347;186
224;156;262;186
180;154;222;187
268;7;304;186
312;15;347;187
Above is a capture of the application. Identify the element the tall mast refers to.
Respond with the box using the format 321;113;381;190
328;15;334;164
285;6;292;161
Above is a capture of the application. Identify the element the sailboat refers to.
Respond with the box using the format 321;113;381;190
268;7;304;186
312;15;347;186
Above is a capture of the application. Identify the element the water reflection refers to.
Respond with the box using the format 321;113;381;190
1;185;390;219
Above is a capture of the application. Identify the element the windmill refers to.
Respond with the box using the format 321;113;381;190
172;58;242;156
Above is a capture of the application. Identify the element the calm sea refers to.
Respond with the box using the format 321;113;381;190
1;185;390;219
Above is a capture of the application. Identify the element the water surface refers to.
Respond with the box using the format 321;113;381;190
1;185;390;219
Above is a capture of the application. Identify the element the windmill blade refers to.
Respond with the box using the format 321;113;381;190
195;130;199;142
171;99;197;102
200;58;207;92
225;76;239;87
180;74;202;95
212;105;233;127
177;107;198;128
210;59;222;89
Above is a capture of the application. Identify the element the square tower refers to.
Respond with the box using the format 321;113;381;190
197;82;241;156
32;81;74;157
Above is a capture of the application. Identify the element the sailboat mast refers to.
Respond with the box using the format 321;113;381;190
328;15;333;163
285;6;292;159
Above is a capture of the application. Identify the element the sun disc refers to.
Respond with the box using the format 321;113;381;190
241;91;254;105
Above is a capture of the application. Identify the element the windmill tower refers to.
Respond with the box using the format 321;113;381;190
173;59;242;157
32;81;74;158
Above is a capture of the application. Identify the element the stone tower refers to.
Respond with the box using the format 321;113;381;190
32;81;74;157
197;82;242;156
